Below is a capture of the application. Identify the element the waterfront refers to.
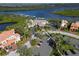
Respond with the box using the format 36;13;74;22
0;4;79;56
0;4;79;20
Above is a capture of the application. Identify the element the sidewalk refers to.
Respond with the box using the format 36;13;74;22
7;50;19;56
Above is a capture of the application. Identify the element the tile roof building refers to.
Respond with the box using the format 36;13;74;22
0;29;20;52
70;22;79;31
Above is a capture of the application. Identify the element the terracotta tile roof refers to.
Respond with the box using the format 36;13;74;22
2;39;16;47
0;29;15;42
0;29;20;48
71;22;79;27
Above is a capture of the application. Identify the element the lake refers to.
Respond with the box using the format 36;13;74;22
0;4;79;20
0;4;79;30
0;22;15;31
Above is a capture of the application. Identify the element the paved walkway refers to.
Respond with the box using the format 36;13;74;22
7;50;19;56
47;30;79;39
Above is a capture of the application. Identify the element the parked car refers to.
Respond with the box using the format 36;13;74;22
36;43;41;48
39;41;43;44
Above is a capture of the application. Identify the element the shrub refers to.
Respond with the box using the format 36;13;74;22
31;39;37;46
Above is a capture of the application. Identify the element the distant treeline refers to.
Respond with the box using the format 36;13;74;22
0;4;56;11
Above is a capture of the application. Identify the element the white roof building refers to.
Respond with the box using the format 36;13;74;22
28;19;48;28
61;20;68;28
34;20;48;27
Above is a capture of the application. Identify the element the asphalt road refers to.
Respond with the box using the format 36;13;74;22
32;38;52;56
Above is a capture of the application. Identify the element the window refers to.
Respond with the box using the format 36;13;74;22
2;41;7;45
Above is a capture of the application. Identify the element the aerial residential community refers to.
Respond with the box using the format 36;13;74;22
0;3;79;56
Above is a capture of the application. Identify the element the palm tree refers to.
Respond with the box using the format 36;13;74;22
0;48;7;56
50;34;79;56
